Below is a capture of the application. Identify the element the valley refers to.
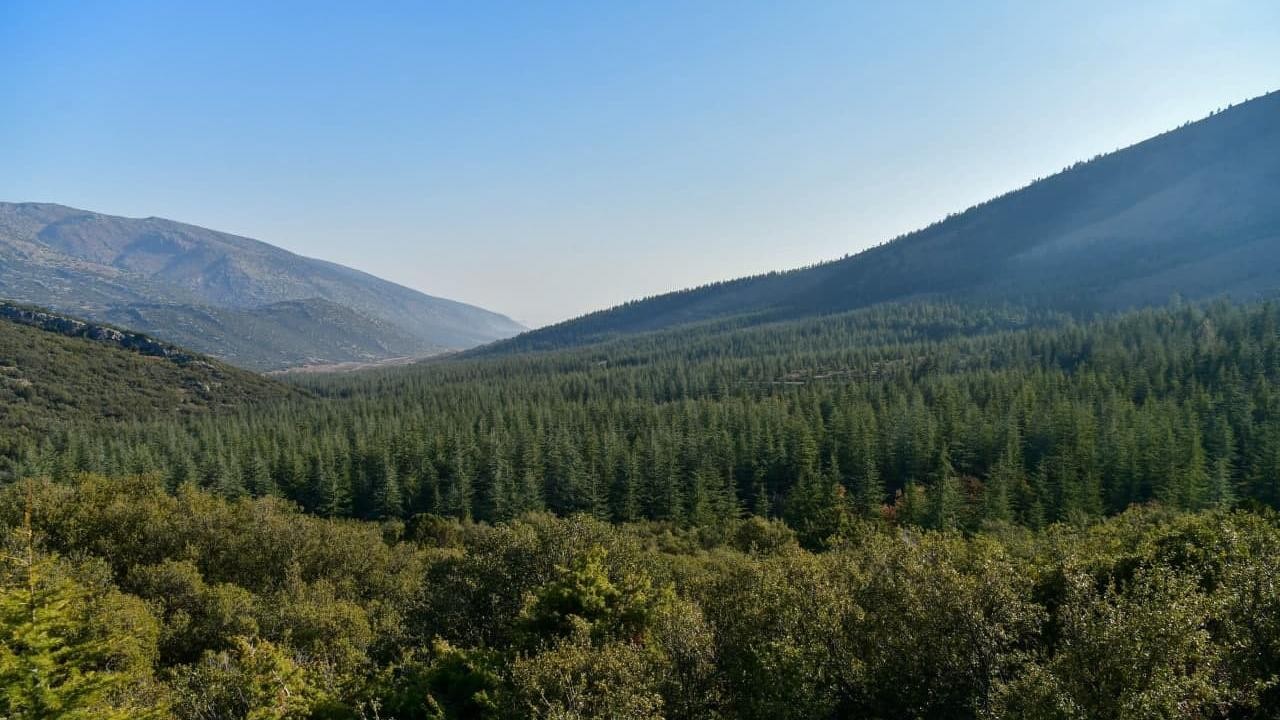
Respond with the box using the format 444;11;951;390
4;60;1280;719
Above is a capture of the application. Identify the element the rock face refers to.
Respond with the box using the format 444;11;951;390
0;203;526;369
0;302;203;364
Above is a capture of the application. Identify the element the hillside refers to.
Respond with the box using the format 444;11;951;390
21;295;1280;717
494;90;1280;352
92;297;439;371
0;203;525;368
0;301;292;473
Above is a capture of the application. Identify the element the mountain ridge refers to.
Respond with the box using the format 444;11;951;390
0;202;526;369
488;90;1280;353
0;300;205;364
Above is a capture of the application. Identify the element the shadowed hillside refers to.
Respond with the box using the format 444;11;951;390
493;90;1280;353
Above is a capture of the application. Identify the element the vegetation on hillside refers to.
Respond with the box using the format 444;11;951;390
96;298;442;371
12;299;1280;541
492;89;1280;353
6;475;1280;718
0;306;292;477
10;294;1280;717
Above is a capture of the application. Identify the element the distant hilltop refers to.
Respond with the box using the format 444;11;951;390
0;202;525;370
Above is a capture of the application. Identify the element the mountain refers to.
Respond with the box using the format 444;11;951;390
0;301;292;474
92;298;433;371
0;203;525;369
494;90;1280;353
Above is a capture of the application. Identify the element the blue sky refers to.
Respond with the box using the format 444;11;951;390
3;1;1278;327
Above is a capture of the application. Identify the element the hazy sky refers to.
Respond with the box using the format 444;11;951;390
3;1;1278;327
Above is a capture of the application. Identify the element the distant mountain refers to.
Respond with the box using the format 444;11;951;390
0;301;292;475
493;90;1280;353
90;297;437;371
0;203;525;369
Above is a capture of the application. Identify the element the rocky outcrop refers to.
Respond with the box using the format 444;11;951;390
0;302;206;365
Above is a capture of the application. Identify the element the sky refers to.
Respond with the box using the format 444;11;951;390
3;2;1279;328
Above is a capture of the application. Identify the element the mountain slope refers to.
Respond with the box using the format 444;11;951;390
495;90;1280;353
0;301;294;474
0;203;525;368
92;298;439;371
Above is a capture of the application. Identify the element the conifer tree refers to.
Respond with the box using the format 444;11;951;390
374;453;404;520
312;454;351;519
0;492;165;719
929;475;965;531
854;453;885;519
443;440;475;520
1179;428;1211;511
241;451;275;498
749;463;771;517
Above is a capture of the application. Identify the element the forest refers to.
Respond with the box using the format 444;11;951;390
10;299;1280;538
7;476;1280;718
7;298;1280;717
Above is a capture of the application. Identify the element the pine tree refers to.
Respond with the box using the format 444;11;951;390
1178;428;1211;511
1207;416;1238;509
374;453;404;520
981;440;1018;526
168;456;196;491
443;440;475;521
312;455;351;519
488;438;517;522
893;480;928;528
241;451;276;498
928;475;965;531
0;489;166;718
784;456;850;548
515;437;546;517
609;451;641;523
749;463;771;517
686;465;717;528
854;453;884;519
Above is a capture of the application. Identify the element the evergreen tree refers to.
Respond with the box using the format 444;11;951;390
928;475;965;531
784;456;850;548
241;451;275;498
1178;428;1211;511
312;454;351;519
749;463;771;517
516;440;545;516
443;440;475;520
0;499;165;719
374;453;404;520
